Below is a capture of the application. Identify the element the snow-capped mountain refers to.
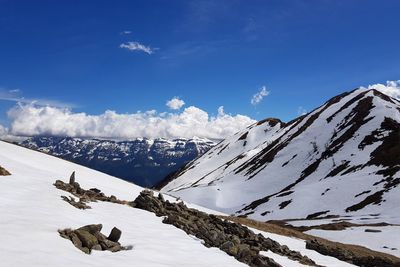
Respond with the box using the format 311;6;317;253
161;88;400;221
19;136;215;187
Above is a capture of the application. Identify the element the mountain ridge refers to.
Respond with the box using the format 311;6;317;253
19;136;216;187
160;88;400;222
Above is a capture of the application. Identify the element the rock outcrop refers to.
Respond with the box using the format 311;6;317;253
54;172;126;209
58;224;130;254
306;239;400;267
132;190;320;267
0;165;10;176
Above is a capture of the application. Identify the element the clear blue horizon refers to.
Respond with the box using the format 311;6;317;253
0;0;399;139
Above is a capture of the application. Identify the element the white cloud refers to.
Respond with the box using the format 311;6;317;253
0;124;8;137
0;124;25;142
366;80;400;99
7;104;256;140
0;89;75;108
166;97;185;110
297;106;307;116
251;86;270;105
120;41;155;54
121;30;132;35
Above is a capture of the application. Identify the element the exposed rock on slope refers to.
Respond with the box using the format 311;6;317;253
59;224;129;254
161;89;400;221
132;190;320;267
0;165;10;176
20;136;215;187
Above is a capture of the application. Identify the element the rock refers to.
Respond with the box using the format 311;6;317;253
77;224;103;235
75;229;99;249
94;232;107;242
61;195;91;210
72;182;81;189
89;188;101;193
252;256;282;267
220;241;239;256
132;189;317;267
237;244;256;262
81;247;90;254
100;239;120;250
108;227;122;242
158;193;165;202
0;166;11;176
69;171;75;185
92;244;102;251
108;245;123;252
70;232;83;248
365;229;382;233
54;179;125;207
59;224;128;254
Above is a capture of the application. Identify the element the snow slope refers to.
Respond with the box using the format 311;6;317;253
0;140;360;266
0;142;245;266
161;89;400;222
0;141;245;267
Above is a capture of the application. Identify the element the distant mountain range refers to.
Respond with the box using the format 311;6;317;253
20;136;215;187
160;88;400;221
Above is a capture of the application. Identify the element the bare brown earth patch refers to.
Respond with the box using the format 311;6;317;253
221;216;400;267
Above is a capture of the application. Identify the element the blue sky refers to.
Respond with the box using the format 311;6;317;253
1;0;400;139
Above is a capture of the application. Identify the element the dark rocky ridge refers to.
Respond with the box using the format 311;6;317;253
20;136;215;187
132;190;321;267
306;239;400;267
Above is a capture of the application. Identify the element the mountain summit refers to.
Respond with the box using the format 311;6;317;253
161;88;400;221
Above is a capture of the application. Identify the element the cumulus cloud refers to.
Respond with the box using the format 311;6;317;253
366;80;400;100
7;104;256;140
120;41;155;54
166;97;185;110
251;86;270;105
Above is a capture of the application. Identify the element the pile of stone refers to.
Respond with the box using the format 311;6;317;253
54;171;126;209
0;165;10;176
132;190;320;267
58;224;130;254
60;195;91;210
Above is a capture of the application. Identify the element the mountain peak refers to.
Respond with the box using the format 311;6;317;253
160;89;400;222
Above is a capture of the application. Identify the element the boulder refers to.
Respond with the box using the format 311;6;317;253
69;171;75;185
75;229;98;249
77;224;102;235
220;241;239;256
108;227;122;242
58;224;128;254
